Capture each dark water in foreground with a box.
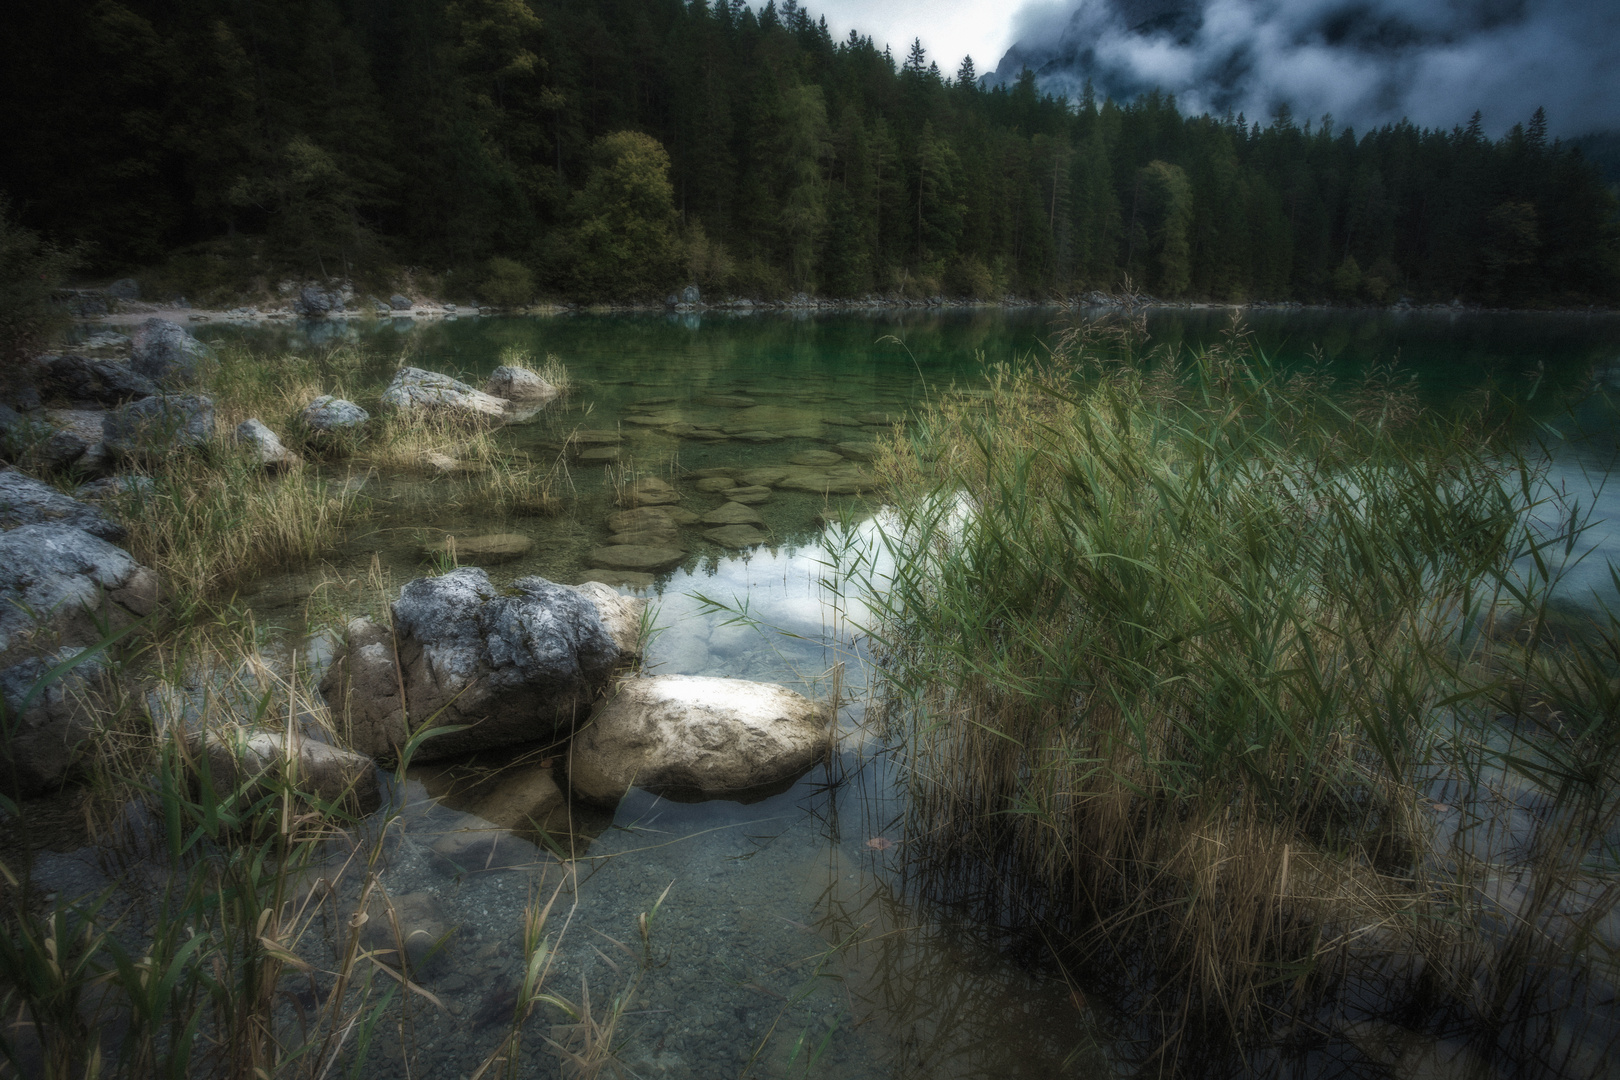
[44,307,1620,1077]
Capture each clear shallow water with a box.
[52,308,1620,1076]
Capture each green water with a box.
[62,308,1620,1076]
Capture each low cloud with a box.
[992,0,1620,136]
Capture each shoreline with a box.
[69,294,1620,328]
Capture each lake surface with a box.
[58,307,1620,1076]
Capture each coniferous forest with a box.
[5,0,1618,307]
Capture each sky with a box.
[991,0,1620,136]
[794,0,1620,138]
[803,0,1019,78]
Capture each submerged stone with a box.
[725,485,772,505]
[836,441,882,462]
[788,449,845,467]
[589,545,685,572]
[421,533,534,563]
[581,569,655,590]
[701,502,764,526]
[704,525,768,549]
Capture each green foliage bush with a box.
[563,132,682,300]
[479,257,536,307]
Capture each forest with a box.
[4,0,1617,307]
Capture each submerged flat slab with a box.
[589,545,685,571]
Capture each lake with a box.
[48,306,1620,1077]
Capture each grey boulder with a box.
[0,648,109,796]
[194,728,379,812]
[0,524,160,669]
[1,409,108,472]
[302,395,370,432]
[389,294,413,311]
[39,354,158,406]
[130,318,212,386]
[234,418,302,469]
[568,675,831,805]
[319,569,645,762]
[485,364,558,401]
[41,410,111,472]
[103,394,215,457]
[0,468,125,540]
[294,286,337,318]
[380,367,507,420]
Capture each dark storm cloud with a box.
[993,0,1620,135]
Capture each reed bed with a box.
[113,445,365,620]
[857,325,1620,1072]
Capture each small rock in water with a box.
[836,441,881,462]
[420,450,478,473]
[608,528,680,547]
[589,545,685,572]
[702,502,764,526]
[623,412,681,427]
[485,364,557,401]
[689,467,741,479]
[699,395,758,408]
[467,763,566,831]
[605,506,677,533]
[725,486,772,505]
[626,477,681,507]
[704,525,768,549]
[789,449,845,467]
[777,471,869,495]
[422,533,534,563]
[738,467,790,487]
[568,430,623,445]
[694,476,737,492]
[360,891,455,975]
[578,446,621,462]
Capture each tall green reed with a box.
[854,325,1618,1067]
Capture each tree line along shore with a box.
[3,0,1617,311]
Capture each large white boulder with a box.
[380,367,507,420]
[568,675,830,805]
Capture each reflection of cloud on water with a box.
[646,514,901,699]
